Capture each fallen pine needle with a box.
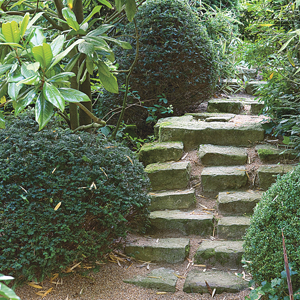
[28,282,43,289]
[156,292,167,295]
[194,264,206,267]
[174,274,186,279]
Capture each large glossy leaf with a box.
[35,92,53,130]
[115,0,125,12]
[0,282,21,299]
[48,72,75,83]
[59,87,90,102]
[2,21,20,43]
[32,43,53,69]
[0,42,23,48]
[19,12,29,37]
[43,82,65,111]
[15,88,37,116]
[21,63,36,78]
[125,0,136,22]
[27,12,44,29]
[48,39,84,70]
[102,36,132,49]
[0,64,13,76]
[29,28,46,47]
[62,7,80,31]
[98,61,111,77]
[65,53,80,72]
[99,72,118,93]
[86,56,94,75]
[0,111,5,129]
[78,41,94,55]
[87,24,114,36]
[50,35,65,57]
[8,82,23,100]
[85,36,111,52]
[81,6,102,25]
[18,75,40,85]
[98,0,112,8]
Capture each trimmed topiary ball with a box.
[98,0,218,136]
[0,113,150,281]
[243,165,300,287]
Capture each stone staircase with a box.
[123,94,298,296]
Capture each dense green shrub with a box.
[189,0,238,11]
[0,113,150,281]
[97,0,218,136]
[243,165,300,288]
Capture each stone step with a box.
[148,189,196,211]
[257,164,295,190]
[155,115,264,151]
[198,144,247,166]
[217,191,262,216]
[207,99,243,114]
[183,269,248,294]
[139,141,184,166]
[217,216,250,240]
[186,112,235,122]
[201,166,247,192]
[125,238,190,264]
[256,144,298,162]
[149,210,214,236]
[245,81,267,95]
[144,161,191,191]
[194,240,244,268]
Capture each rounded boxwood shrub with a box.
[0,113,150,281]
[98,0,218,135]
[243,165,300,288]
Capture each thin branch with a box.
[75,102,106,125]
[57,111,71,127]
[72,122,105,133]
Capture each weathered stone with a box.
[124,268,178,292]
[194,240,244,268]
[245,81,267,95]
[156,115,265,150]
[257,164,295,190]
[198,145,247,166]
[217,191,262,215]
[217,216,250,240]
[256,144,298,162]
[250,102,264,115]
[149,210,214,236]
[183,269,248,294]
[125,238,190,263]
[139,141,184,166]
[207,99,243,114]
[185,112,235,122]
[236,67,257,80]
[221,79,241,93]
[201,166,247,192]
[149,189,196,211]
[145,161,191,191]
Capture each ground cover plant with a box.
[0,113,150,282]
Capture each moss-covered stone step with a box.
[183,269,248,294]
[194,240,244,268]
[245,81,267,95]
[144,161,191,191]
[217,191,262,216]
[139,141,184,166]
[201,166,247,192]
[125,238,190,264]
[207,99,243,114]
[198,144,247,166]
[217,217,250,240]
[155,115,264,150]
[256,144,298,162]
[185,112,235,122]
[217,216,250,240]
[257,164,295,190]
[149,210,214,236]
[149,189,196,211]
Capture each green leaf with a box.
[65,53,80,72]
[48,72,75,83]
[102,36,132,49]
[77,58,85,84]
[15,88,37,116]
[19,12,29,37]
[21,63,36,78]
[86,56,94,75]
[98,61,111,77]
[0,111,5,129]
[48,39,84,70]
[283,136,290,145]
[0,283,21,300]
[81,6,102,25]
[2,21,21,43]
[78,41,94,55]
[35,92,53,130]
[99,72,118,93]
[32,43,53,69]
[0,42,23,48]
[29,28,46,47]
[18,74,40,85]
[115,0,125,12]
[125,0,136,22]
[10,0,26,9]
[8,82,23,100]
[62,7,80,31]
[85,36,111,52]
[87,24,114,36]
[59,88,91,102]
[50,35,65,57]
[98,0,112,8]
[43,82,65,111]
[27,12,44,29]
[0,64,13,76]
